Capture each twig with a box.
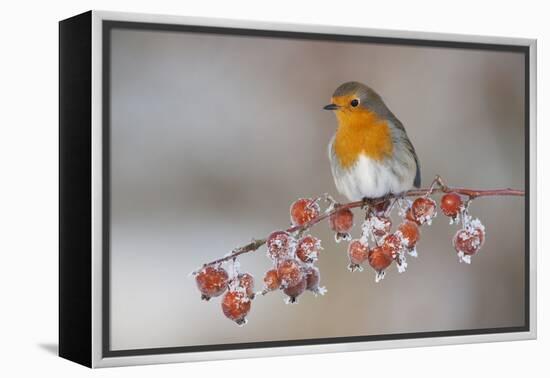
[192,175,524,274]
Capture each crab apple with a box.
[398,221,420,249]
[347,239,370,271]
[382,234,402,259]
[283,277,307,303]
[267,231,294,260]
[263,269,281,291]
[304,266,321,291]
[440,192,463,217]
[195,266,229,300]
[370,215,392,237]
[453,227,485,256]
[237,273,255,298]
[296,235,322,263]
[368,246,394,272]
[411,197,437,225]
[277,259,304,288]
[329,208,354,233]
[305,269,320,290]
[221,290,251,325]
[290,198,320,226]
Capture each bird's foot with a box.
[361,197,374,210]
[373,195,392,216]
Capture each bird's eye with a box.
[350,99,359,107]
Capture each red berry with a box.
[221,290,251,325]
[369,215,392,237]
[453,227,485,256]
[368,246,393,272]
[411,197,437,225]
[405,207,420,225]
[263,269,281,291]
[267,231,294,260]
[283,277,307,303]
[397,221,420,248]
[290,198,320,226]
[277,259,303,288]
[382,234,402,259]
[195,266,229,300]
[237,273,255,298]
[348,239,370,265]
[304,266,321,291]
[329,208,354,233]
[440,193,463,217]
[296,235,321,263]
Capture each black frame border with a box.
[59,11,93,367]
[101,20,530,358]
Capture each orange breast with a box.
[333,109,393,169]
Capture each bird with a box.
[324,81,420,202]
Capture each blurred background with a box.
[109,27,525,351]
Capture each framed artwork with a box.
[59,10,536,368]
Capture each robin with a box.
[324,81,421,202]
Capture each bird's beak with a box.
[323,103,339,110]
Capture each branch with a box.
[192,175,524,274]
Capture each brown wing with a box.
[387,112,421,188]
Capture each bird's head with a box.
[324,81,386,124]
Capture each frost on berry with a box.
[221,290,251,325]
[368,246,393,278]
[266,231,295,260]
[453,216,486,263]
[296,235,322,263]
[397,221,420,249]
[263,268,281,292]
[397,198,412,216]
[237,272,255,298]
[277,259,304,288]
[330,208,354,242]
[392,222,419,273]
[347,239,370,272]
[363,215,391,241]
[382,234,402,259]
[440,192,463,219]
[290,198,320,226]
[283,277,307,304]
[410,197,437,225]
[195,266,229,300]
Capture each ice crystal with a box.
[359,233,370,245]
[375,270,386,283]
[457,251,471,264]
[312,286,327,296]
[397,198,413,217]
[408,247,418,258]
[348,263,364,272]
[396,254,409,273]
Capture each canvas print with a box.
[105,23,527,353]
